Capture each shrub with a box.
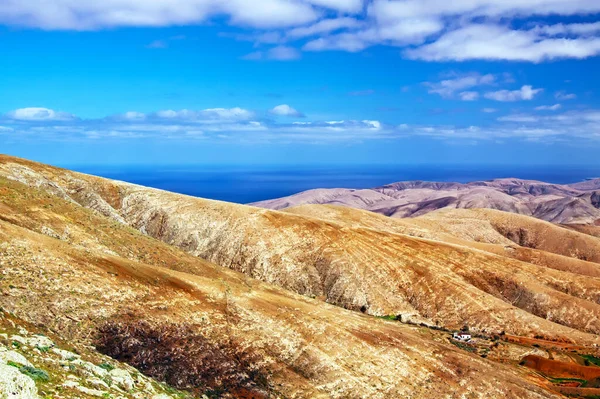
[95,318,270,397]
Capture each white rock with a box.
[110,368,135,391]
[143,381,156,393]
[10,336,27,345]
[51,348,80,361]
[0,363,39,398]
[0,351,33,367]
[40,226,61,240]
[72,359,108,378]
[152,395,173,399]
[62,380,107,398]
[27,335,54,349]
[87,377,110,389]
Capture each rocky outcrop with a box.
[0,363,38,399]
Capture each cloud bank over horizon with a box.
[2,104,600,144]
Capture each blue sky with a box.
[1,1,600,166]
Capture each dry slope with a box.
[0,162,561,398]
[1,155,600,346]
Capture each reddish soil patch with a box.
[505,335,583,350]
[522,355,600,380]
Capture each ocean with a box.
[69,164,600,204]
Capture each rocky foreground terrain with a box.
[2,154,600,398]
[251,178,600,225]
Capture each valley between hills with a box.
[2,154,600,398]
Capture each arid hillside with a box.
[1,155,600,348]
[0,157,566,398]
[251,178,600,224]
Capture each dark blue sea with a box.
[67,164,600,204]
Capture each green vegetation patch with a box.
[583,354,600,367]
[548,377,587,386]
[98,362,115,372]
[450,340,477,353]
[7,362,50,382]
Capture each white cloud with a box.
[118,111,147,120]
[535,104,562,111]
[484,85,542,102]
[555,91,578,100]
[0,0,323,30]
[243,46,301,61]
[287,18,361,39]
[533,22,600,36]
[459,91,479,101]
[303,18,443,52]
[305,0,364,13]
[405,24,600,62]
[497,114,541,123]
[2,0,600,65]
[482,108,497,113]
[153,107,255,121]
[269,104,304,117]
[366,0,600,20]
[426,73,495,99]
[223,0,319,29]
[5,107,76,121]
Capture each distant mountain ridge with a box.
[251,177,600,225]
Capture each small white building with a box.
[453,332,472,342]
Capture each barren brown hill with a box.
[0,158,565,398]
[251,177,600,224]
[2,155,600,350]
[285,205,600,277]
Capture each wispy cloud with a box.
[484,85,543,102]
[242,46,301,61]
[145,35,187,49]
[535,104,562,111]
[146,40,168,49]
[425,73,495,99]
[555,91,578,100]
